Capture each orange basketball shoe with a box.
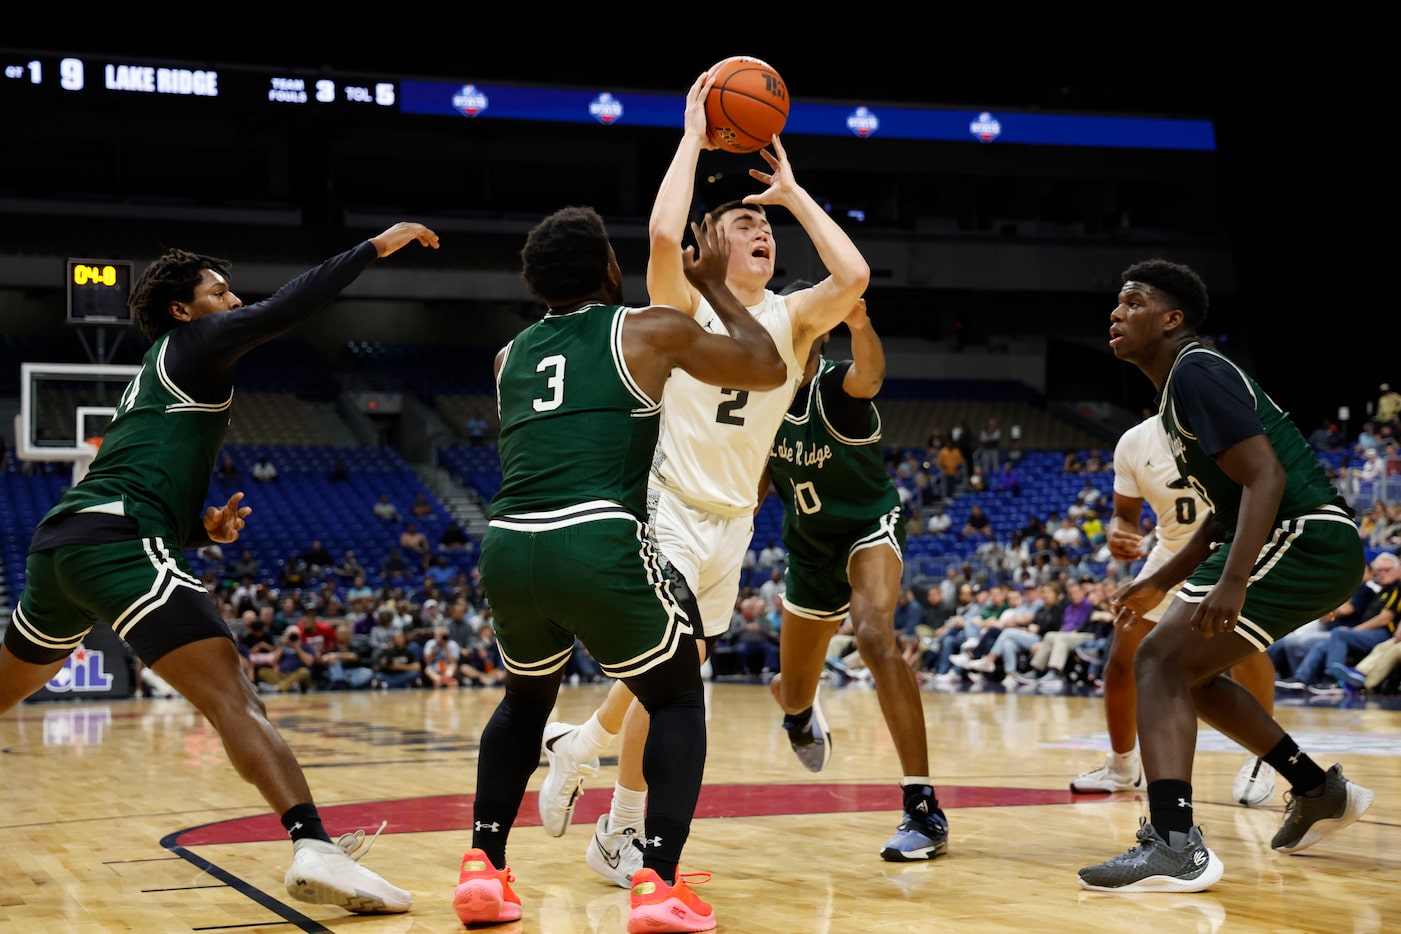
[452,849,522,924]
[627,868,715,933]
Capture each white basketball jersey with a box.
[1114,413,1205,555]
[650,289,805,516]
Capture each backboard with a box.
[16,362,141,483]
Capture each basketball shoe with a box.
[782,691,831,772]
[284,826,413,914]
[1078,818,1224,893]
[587,814,644,888]
[627,868,715,933]
[1070,751,1144,793]
[452,848,521,924]
[1232,756,1277,807]
[539,721,599,836]
[880,806,949,861]
[1271,763,1374,854]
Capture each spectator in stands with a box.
[372,494,401,523]
[996,461,1021,497]
[1354,420,1381,456]
[438,519,470,550]
[371,628,423,689]
[935,438,964,501]
[1062,449,1085,473]
[411,493,435,522]
[1306,419,1345,454]
[1288,552,1400,692]
[423,555,455,590]
[949,420,975,468]
[1379,384,1401,428]
[251,456,279,483]
[399,522,430,558]
[367,605,402,654]
[422,626,462,688]
[728,594,779,677]
[329,458,349,482]
[321,623,375,689]
[381,547,413,583]
[1080,509,1106,548]
[334,549,365,581]
[974,417,1002,479]
[1083,448,1107,473]
[961,504,994,540]
[925,502,952,536]
[216,452,239,481]
[237,611,275,683]
[229,548,260,581]
[757,539,786,570]
[258,627,317,693]
[1016,578,1098,690]
[1005,433,1024,464]
[298,539,335,575]
[465,410,490,446]
[965,463,988,493]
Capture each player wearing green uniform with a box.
[5,222,440,914]
[760,292,948,863]
[1079,258,1374,893]
[453,206,786,932]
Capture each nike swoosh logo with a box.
[595,840,623,869]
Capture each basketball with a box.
[704,56,789,154]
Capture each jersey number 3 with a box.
[533,355,566,412]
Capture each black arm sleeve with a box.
[818,361,873,437]
[163,240,378,403]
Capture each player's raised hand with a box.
[681,214,731,288]
[744,134,796,206]
[686,71,720,150]
[203,491,252,544]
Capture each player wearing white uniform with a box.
[649,289,804,636]
[535,68,871,892]
[1070,414,1280,805]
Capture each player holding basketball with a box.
[1070,411,1280,807]
[1078,259,1373,893]
[760,288,949,861]
[453,206,785,931]
[536,67,872,886]
[3,223,438,914]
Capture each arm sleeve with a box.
[819,361,872,437]
[1170,355,1264,457]
[163,241,378,402]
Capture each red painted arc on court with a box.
[176,784,1083,846]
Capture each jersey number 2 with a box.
[716,388,748,425]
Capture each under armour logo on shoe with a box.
[289,822,303,833]
[1178,797,1191,808]
[474,821,501,832]
[1289,751,1302,765]
[638,835,662,849]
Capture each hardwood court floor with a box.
[1,678,1396,933]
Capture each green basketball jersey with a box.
[38,334,232,544]
[766,358,900,552]
[489,304,660,518]
[1161,341,1340,534]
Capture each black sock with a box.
[1147,779,1194,840]
[782,706,813,730]
[281,803,330,844]
[902,783,940,818]
[1263,736,1327,795]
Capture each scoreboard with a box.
[0,48,1216,151]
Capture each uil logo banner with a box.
[589,92,624,125]
[46,646,115,694]
[453,84,489,118]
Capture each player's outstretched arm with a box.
[369,223,440,257]
[646,71,717,313]
[840,299,884,399]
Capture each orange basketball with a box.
[704,56,789,154]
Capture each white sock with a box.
[572,712,617,761]
[608,784,647,832]
[901,776,934,788]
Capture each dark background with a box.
[7,17,1391,435]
